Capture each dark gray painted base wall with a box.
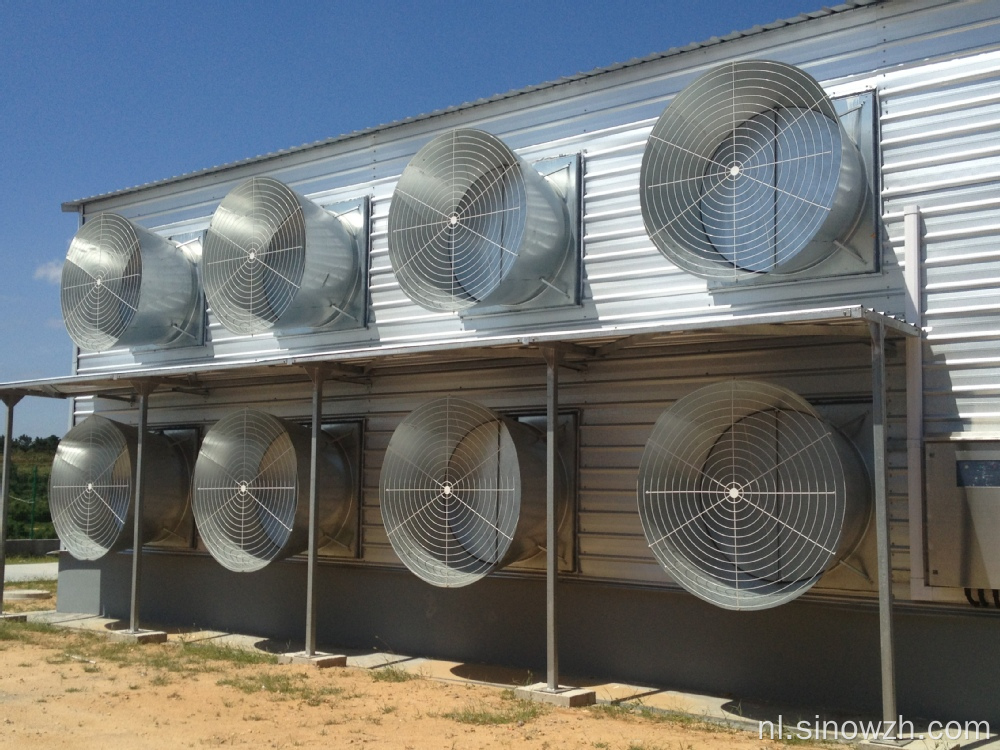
[57,551,1000,727]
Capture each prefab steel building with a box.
[2,0,1000,727]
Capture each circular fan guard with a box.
[388,129,568,312]
[637,381,869,610]
[203,177,308,335]
[61,213,201,352]
[50,416,134,560]
[61,214,142,351]
[203,177,359,336]
[192,409,353,573]
[380,396,557,587]
[193,409,302,572]
[640,60,866,280]
[50,416,191,561]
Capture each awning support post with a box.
[544,347,560,691]
[304,365,328,657]
[0,395,23,616]
[127,381,156,634]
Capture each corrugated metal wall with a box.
[70,0,1000,605]
[89,335,903,601]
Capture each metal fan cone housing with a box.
[637,381,870,610]
[60,213,201,352]
[387,129,570,312]
[49,416,192,561]
[202,176,361,335]
[192,409,354,573]
[640,60,868,280]
[379,396,566,587]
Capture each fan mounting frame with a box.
[60,212,204,353]
[191,408,358,573]
[131,232,206,353]
[459,153,582,319]
[269,195,370,337]
[313,419,363,559]
[640,60,878,286]
[201,177,366,337]
[387,130,581,316]
[636,380,872,611]
[707,90,880,290]
[378,396,574,587]
[495,410,578,574]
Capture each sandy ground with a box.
[0,587,820,750]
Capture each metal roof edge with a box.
[0,306,916,399]
[61,0,879,210]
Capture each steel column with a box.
[544,348,560,690]
[128,382,155,633]
[304,366,327,656]
[0,395,23,615]
[869,320,897,727]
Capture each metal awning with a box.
[0,305,917,401]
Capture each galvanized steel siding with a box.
[70,0,1000,602]
[880,46,1000,439]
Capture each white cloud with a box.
[33,260,63,284]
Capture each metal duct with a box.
[640,60,867,280]
[49,416,192,561]
[202,176,361,335]
[379,396,565,587]
[60,213,201,351]
[387,129,570,312]
[192,409,354,572]
[637,380,870,610]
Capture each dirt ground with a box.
[0,586,822,750]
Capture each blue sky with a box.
[0,0,824,437]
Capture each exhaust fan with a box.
[387,129,574,313]
[637,381,869,610]
[49,416,192,561]
[192,409,355,572]
[379,396,565,587]
[202,176,363,336]
[61,213,202,351]
[640,60,869,280]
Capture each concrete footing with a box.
[0,613,28,622]
[278,651,347,668]
[3,589,52,600]
[106,629,168,644]
[515,682,597,707]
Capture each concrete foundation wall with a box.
[58,551,1000,727]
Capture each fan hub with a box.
[95,277,103,287]
[728,164,742,178]
[238,482,249,495]
[442,482,453,497]
[727,484,742,500]
[86,482,94,492]
[448,214,459,227]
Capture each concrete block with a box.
[278,651,347,668]
[515,683,597,707]
[106,629,168,644]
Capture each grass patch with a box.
[370,665,417,683]
[179,641,278,667]
[589,700,721,730]
[0,620,55,643]
[441,695,546,726]
[217,672,343,706]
